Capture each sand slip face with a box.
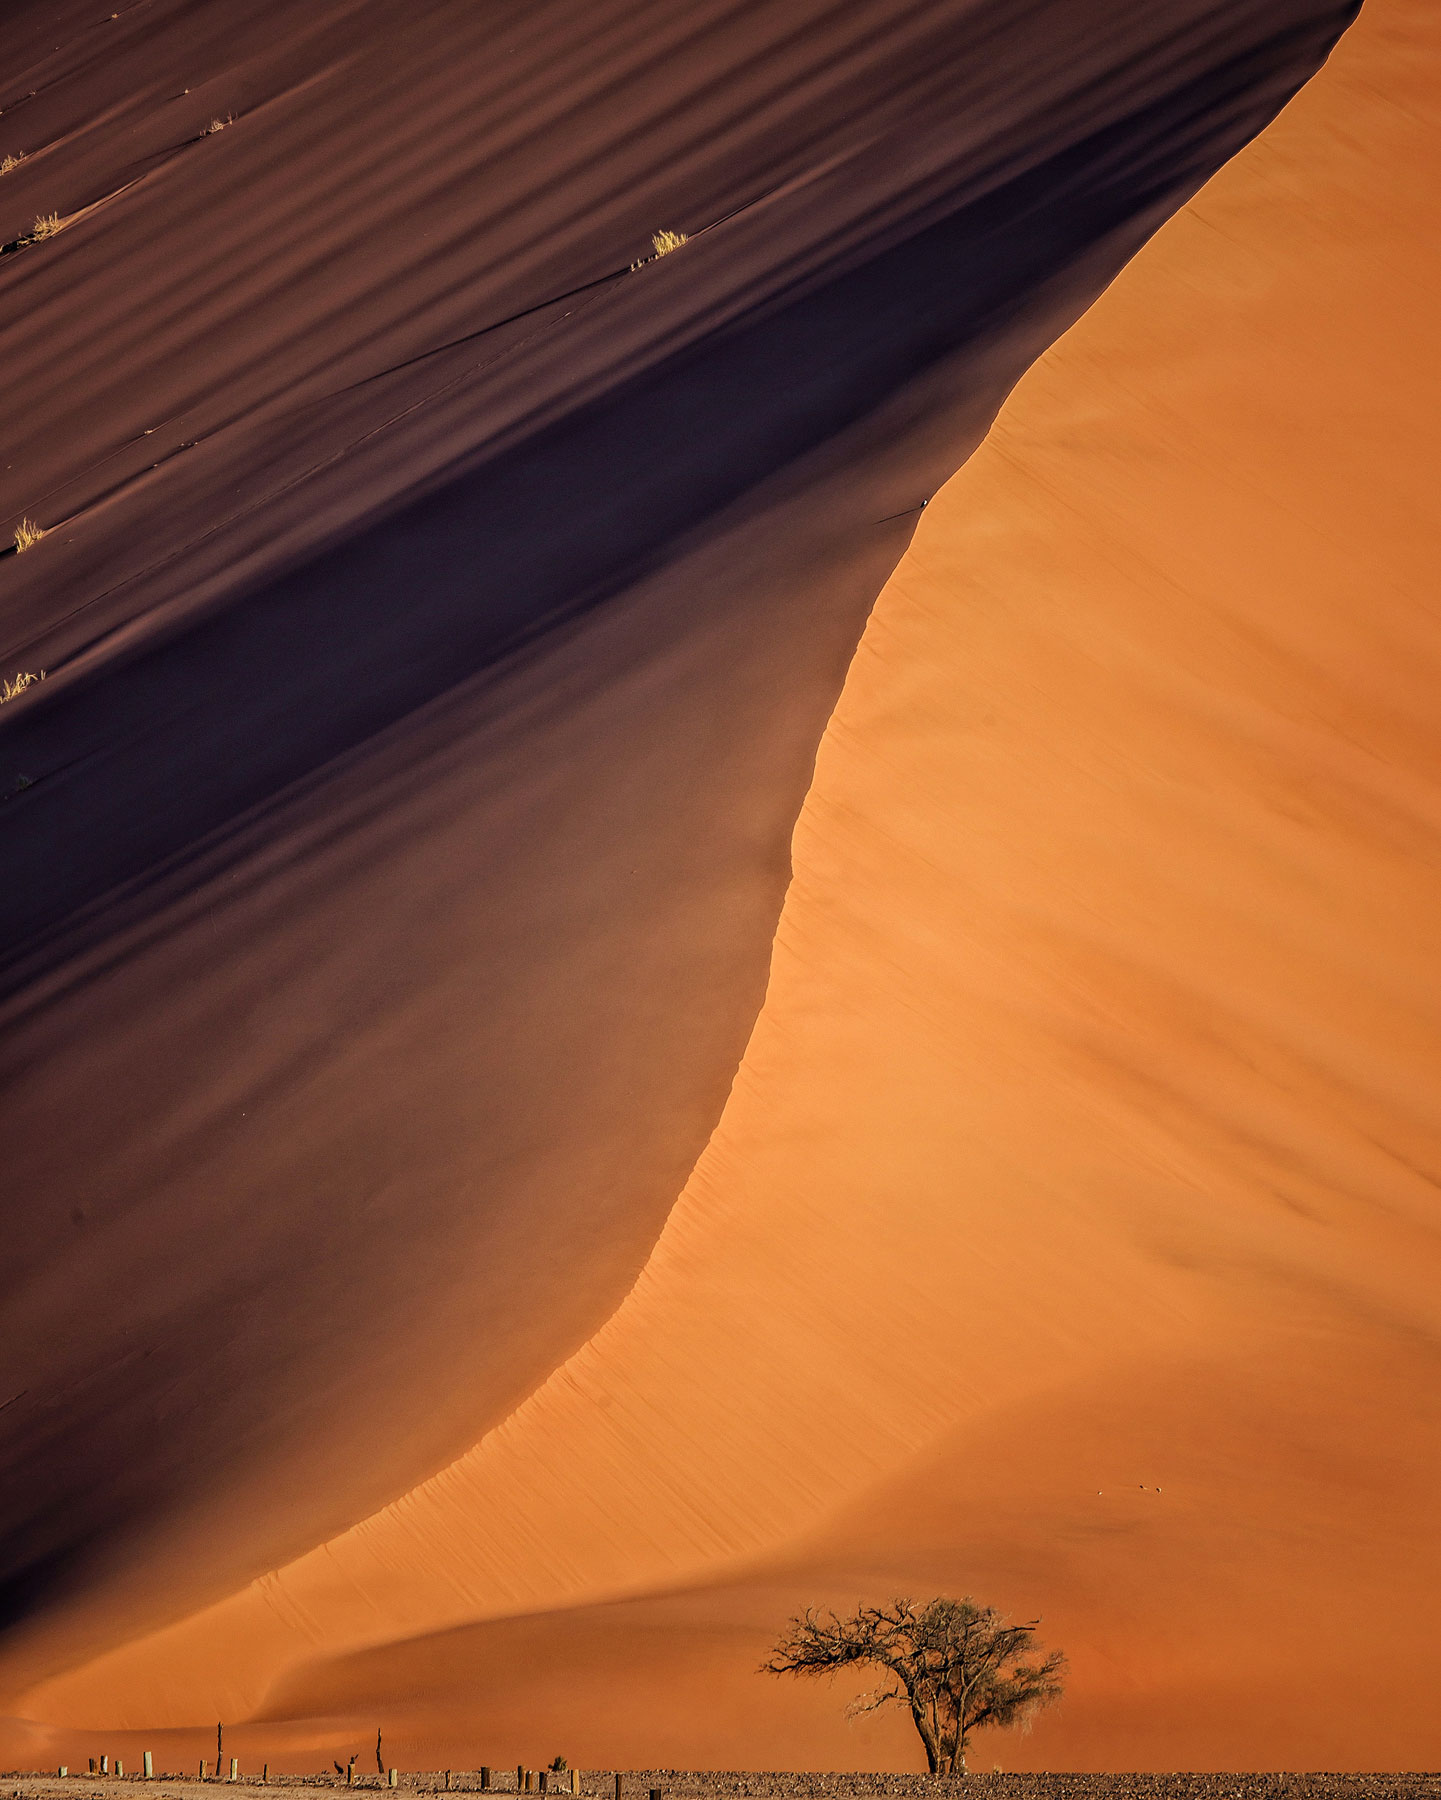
[0,0,1358,1723]
[7,0,1436,1776]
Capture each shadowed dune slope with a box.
[5,0,1435,1773]
[0,0,1359,1715]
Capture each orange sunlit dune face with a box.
[3,0,1436,1777]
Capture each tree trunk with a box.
[908,1700,940,1774]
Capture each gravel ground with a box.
[3,1774,1438,1800]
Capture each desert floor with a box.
[3,1777,1439,1800]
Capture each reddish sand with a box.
[1,0,1420,1777]
[8,0,1320,1694]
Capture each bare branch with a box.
[764,1595,1065,1775]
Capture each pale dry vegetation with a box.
[14,517,47,552]
[0,152,26,174]
[206,114,234,134]
[23,212,62,243]
[651,228,687,256]
[1,670,45,704]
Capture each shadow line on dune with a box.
[0,14,1352,1003]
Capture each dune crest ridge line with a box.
[0,0,1364,1762]
[170,0,1439,1771]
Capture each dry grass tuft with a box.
[0,152,26,175]
[0,669,45,704]
[651,228,687,257]
[14,517,47,553]
[205,114,234,134]
[25,212,62,242]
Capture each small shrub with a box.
[205,114,233,134]
[25,212,61,242]
[548,1760,567,1775]
[14,517,46,552]
[651,227,687,256]
[1,670,45,704]
[0,152,26,175]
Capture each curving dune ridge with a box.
[2,0,1423,1776]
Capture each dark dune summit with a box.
[0,0,1356,1718]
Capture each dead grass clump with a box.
[205,114,233,134]
[0,152,26,175]
[0,670,45,704]
[14,517,46,552]
[651,228,687,256]
[24,212,61,242]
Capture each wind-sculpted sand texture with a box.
[0,0,1403,1775]
[0,0,1363,1731]
[193,0,1437,1774]
[13,0,1435,1773]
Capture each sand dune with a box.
[1,0,1417,1775]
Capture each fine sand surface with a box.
[9,0,1432,1771]
[0,0,1418,1778]
[0,0,1357,1729]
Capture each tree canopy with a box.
[764,1595,1065,1773]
